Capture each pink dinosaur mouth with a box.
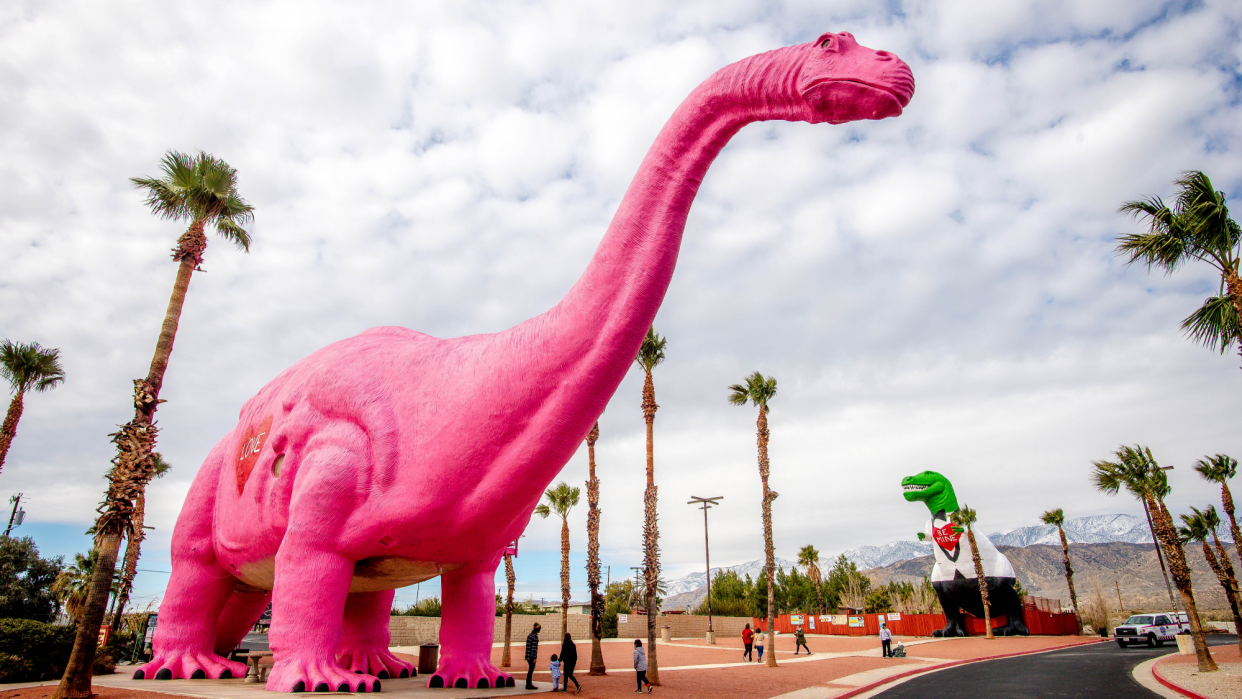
[801,78,912,123]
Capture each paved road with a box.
[874,635,1238,698]
[237,632,270,651]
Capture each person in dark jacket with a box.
[560,633,581,693]
[524,623,542,690]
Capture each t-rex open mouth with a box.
[903,484,928,492]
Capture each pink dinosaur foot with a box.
[337,646,416,679]
[427,657,513,689]
[133,651,248,680]
[266,656,380,693]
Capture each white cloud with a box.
[1,0,1240,604]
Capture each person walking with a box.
[525,622,542,689]
[794,626,811,655]
[741,623,754,662]
[755,632,765,662]
[634,639,653,693]
[879,622,893,658]
[560,633,581,694]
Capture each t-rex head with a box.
[795,32,915,124]
[901,470,958,515]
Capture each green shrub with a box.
[0,618,75,681]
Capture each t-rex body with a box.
[136,33,914,693]
[902,471,1029,637]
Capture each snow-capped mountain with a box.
[665,557,798,596]
[842,541,933,570]
[987,514,1166,547]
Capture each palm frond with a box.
[1194,454,1237,484]
[215,218,253,252]
[634,327,667,372]
[1040,508,1064,527]
[0,340,66,394]
[1180,295,1240,354]
[132,150,254,253]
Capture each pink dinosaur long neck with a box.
[478,49,804,532]
[527,49,799,411]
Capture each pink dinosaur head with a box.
[795,31,914,124]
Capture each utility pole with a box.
[631,567,643,612]
[1115,580,1123,612]
[688,496,722,643]
[4,494,23,537]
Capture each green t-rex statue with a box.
[902,470,1029,637]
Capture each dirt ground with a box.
[1157,642,1242,699]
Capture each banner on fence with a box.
[848,616,865,628]
[790,614,803,625]
[887,613,902,621]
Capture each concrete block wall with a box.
[388,614,593,647]
[615,615,754,639]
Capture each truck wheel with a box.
[1147,634,1156,648]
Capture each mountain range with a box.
[663,514,1234,611]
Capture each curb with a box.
[1151,655,1214,699]
[833,638,1109,699]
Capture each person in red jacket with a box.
[741,624,754,662]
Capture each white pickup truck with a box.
[1112,612,1191,648]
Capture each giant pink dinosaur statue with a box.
[134,32,913,692]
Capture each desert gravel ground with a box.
[1157,642,1242,699]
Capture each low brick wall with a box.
[615,615,754,640]
[389,614,593,647]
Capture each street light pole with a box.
[689,496,722,644]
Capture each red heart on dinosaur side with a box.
[234,415,273,494]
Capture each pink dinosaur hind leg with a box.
[337,590,416,679]
[135,445,249,681]
[429,559,513,689]
[213,586,272,656]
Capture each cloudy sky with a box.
[2,0,1241,612]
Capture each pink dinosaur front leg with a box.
[266,433,380,693]
[136,445,248,681]
[429,560,513,689]
[337,590,415,679]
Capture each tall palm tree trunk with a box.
[1209,533,1242,654]
[1056,525,1079,615]
[55,226,204,699]
[501,554,515,668]
[0,391,24,476]
[110,492,147,630]
[756,404,778,667]
[1142,499,1180,612]
[585,422,606,675]
[560,517,570,639]
[1199,539,1242,653]
[641,372,660,685]
[965,527,993,639]
[1220,482,1242,568]
[1148,496,1217,672]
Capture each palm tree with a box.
[950,505,992,640]
[635,327,666,684]
[584,421,607,675]
[729,370,779,667]
[501,551,516,668]
[1178,507,1242,653]
[1040,508,1079,616]
[798,545,824,615]
[52,550,116,621]
[0,340,66,478]
[535,481,581,639]
[1195,454,1242,565]
[109,453,171,630]
[1093,445,1217,672]
[1117,171,1242,364]
[56,151,254,699]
